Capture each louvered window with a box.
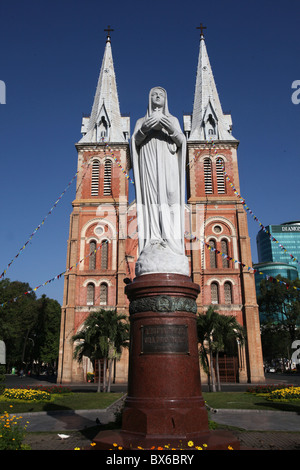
[87,283,95,305]
[216,158,225,193]
[221,239,229,268]
[211,282,219,304]
[100,283,108,305]
[89,240,97,270]
[204,158,213,194]
[101,240,108,269]
[224,282,232,304]
[91,160,100,196]
[209,239,217,268]
[103,160,112,195]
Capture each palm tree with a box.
[197,306,219,392]
[72,309,129,392]
[213,314,245,391]
[196,306,245,392]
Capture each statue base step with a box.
[92,428,240,450]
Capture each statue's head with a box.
[150,87,166,110]
[148,87,169,115]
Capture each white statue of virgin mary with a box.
[131,87,189,276]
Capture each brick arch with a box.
[205,220,233,237]
[83,278,113,287]
[203,216,239,270]
[211,153,228,163]
[197,153,228,164]
[79,218,117,271]
[81,218,117,239]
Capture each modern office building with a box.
[256,221,300,278]
[254,262,298,295]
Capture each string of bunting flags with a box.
[104,142,134,185]
[193,140,300,268]
[0,142,133,280]
[2,227,298,309]
[0,160,92,280]
[0,142,134,307]
[2,136,299,308]
[0,237,111,308]
[184,231,300,292]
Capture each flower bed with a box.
[2,388,51,401]
[268,386,300,401]
[246,384,294,394]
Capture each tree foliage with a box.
[0,279,61,372]
[72,308,130,392]
[197,306,245,392]
[257,275,300,363]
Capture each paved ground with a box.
[4,373,300,450]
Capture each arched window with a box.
[103,160,112,195]
[209,239,217,268]
[101,240,108,270]
[100,283,108,305]
[216,158,225,194]
[203,158,213,194]
[89,240,97,270]
[91,160,100,196]
[224,282,233,304]
[87,283,95,305]
[221,239,229,268]
[211,282,219,304]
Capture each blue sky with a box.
[0,0,299,305]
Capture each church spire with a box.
[188,27,235,141]
[79,27,129,144]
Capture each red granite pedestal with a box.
[93,273,240,450]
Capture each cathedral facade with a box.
[57,30,265,385]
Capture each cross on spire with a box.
[104,25,114,42]
[197,23,207,38]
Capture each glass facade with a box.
[256,221,300,278]
[254,262,298,295]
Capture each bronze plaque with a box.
[141,324,189,355]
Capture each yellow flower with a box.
[188,440,194,447]
[228,445,234,450]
